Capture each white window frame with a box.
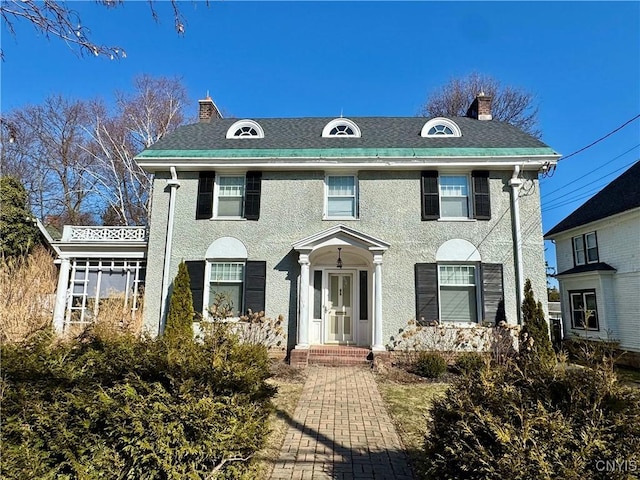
[421,118,462,137]
[437,263,481,323]
[225,119,264,139]
[213,174,246,219]
[322,118,362,138]
[324,174,359,220]
[66,258,145,326]
[572,232,598,266]
[439,174,471,219]
[203,261,246,318]
[569,289,599,331]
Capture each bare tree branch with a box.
[419,72,541,138]
[0,0,209,60]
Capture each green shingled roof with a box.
[138,117,557,159]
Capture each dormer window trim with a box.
[226,120,265,139]
[322,118,362,138]
[421,118,462,138]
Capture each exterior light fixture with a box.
[336,247,343,269]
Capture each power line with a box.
[556,114,640,163]
[542,144,639,200]
[541,159,638,212]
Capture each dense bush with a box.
[0,329,275,479]
[519,279,556,369]
[453,352,486,375]
[424,359,640,479]
[164,260,195,344]
[414,351,447,378]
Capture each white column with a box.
[297,252,311,348]
[52,257,71,334]
[372,253,385,351]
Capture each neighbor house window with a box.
[439,175,470,218]
[215,176,245,217]
[439,264,478,323]
[569,290,599,330]
[208,262,244,315]
[572,232,598,266]
[326,175,358,218]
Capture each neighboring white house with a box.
[545,160,640,366]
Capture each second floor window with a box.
[573,232,598,266]
[326,175,358,219]
[440,175,470,218]
[216,176,245,217]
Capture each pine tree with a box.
[520,279,556,367]
[164,261,194,345]
[0,176,40,260]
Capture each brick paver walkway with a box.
[270,366,413,480]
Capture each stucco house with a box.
[127,94,559,363]
[545,160,640,366]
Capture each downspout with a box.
[509,166,524,324]
[159,166,180,333]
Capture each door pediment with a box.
[292,224,390,253]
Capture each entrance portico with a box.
[292,224,390,351]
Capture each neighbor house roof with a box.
[137,116,558,161]
[545,160,640,237]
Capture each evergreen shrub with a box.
[453,352,486,375]
[414,351,447,378]
[0,328,275,479]
[424,359,640,479]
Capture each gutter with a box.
[159,166,180,333]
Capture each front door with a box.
[326,273,353,343]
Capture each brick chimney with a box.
[198,95,223,122]
[466,93,492,121]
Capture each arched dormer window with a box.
[421,118,462,138]
[322,118,361,138]
[226,120,265,139]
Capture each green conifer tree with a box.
[0,176,39,259]
[520,278,556,367]
[164,261,194,345]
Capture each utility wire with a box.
[542,158,638,211]
[556,114,640,163]
[542,143,639,199]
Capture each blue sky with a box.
[2,1,639,275]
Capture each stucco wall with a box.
[143,169,548,347]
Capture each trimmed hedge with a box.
[1,329,275,479]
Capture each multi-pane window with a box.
[439,265,477,323]
[234,126,259,137]
[329,125,355,136]
[67,259,145,326]
[572,232,598,266]
[569,290,599,330]
[440,175,470,218]
[209,262,244,315]
[428,124,454,135]
[216,176,245,217]
[326,175,358,218]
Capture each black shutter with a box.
[482,263,505,324]
[421,171,439,220]
[244,171,262,221]
[472,171,491,220]
[244,261,266,313]
[359,271,368,320]
[415,263,438,326]
[196,171,215,219]
[185,261,205,318]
